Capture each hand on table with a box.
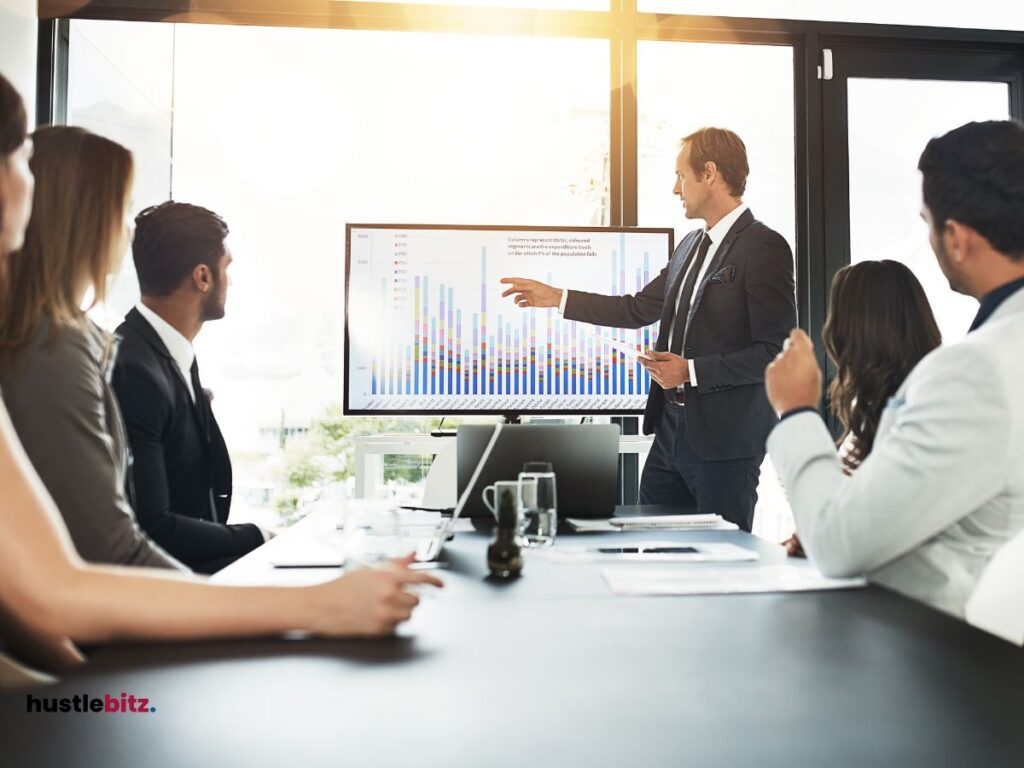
[499,277,563,309]
[311,554,443,637]
[781,534,806,558]
[765,329,822,416]
[640,350,689,389]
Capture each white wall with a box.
[0,0,37,125]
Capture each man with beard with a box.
[113,202,269,574]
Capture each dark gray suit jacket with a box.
[564,209,796,460]
[0,318,182,570]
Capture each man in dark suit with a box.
[500,127,796,530]
[112,202,268,574]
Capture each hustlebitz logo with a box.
[27,692,157,714]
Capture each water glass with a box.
[518,461,557,548]
[341,498,403,566]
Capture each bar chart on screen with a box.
[345,225,672,414]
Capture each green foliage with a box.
[277,407,451,495]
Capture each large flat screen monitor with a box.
[345,224,674,416]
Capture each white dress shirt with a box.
[135,302,196,402]
[558,204,748,388]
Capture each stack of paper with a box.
[567,514,737,532]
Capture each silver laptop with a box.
[414,423,503,561]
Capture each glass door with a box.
[819,47,1022,344]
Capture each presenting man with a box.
[764,120,1024,619]
[113,202,268,574]
[501,127,796,530]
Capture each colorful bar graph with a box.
[353,229,667,408]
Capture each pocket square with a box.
[708,265,736,284]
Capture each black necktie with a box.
[668,232,712,356]
[190,358,212,439]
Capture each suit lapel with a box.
[684,208,754,334]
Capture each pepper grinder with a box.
[487,488,523,579]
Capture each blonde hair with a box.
[0,126,133,362]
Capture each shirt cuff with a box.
[779,405,818,422]
[558,289,568,315]
[687,359,697,387]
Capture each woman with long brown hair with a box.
[783,259,941,555]
[0,125,177,569]
[0,73,439,686]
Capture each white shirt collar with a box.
[135,302,196,378]
[705,202,749,245]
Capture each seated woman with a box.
[0,74,439,686]
[0,124,182,568]
[782,259,941,556]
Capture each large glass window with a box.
[69,20,609,524]
[67,20,174,327]
[636,41,795,251]
[847,79,1010,342]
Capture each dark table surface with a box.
[3,511,1023,768]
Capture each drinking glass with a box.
[518,461,557,547]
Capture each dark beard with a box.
[200,277,225,321]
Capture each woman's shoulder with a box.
[30,316,107,363]
[3,317,108,389]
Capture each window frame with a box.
[37,1,1024,454]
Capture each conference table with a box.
[2,507,1023,767]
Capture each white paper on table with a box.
[601,563,867,595]
[567,516,737,532]
[566,518,619,532]
[549,541,759,564]
[268,531,347,568]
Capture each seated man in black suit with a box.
[112,202,268,574]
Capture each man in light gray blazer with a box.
[764,119,1024,620]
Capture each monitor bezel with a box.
[344,222,676,417]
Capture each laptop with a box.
[456,424,621,520]
[413,423,504,561]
